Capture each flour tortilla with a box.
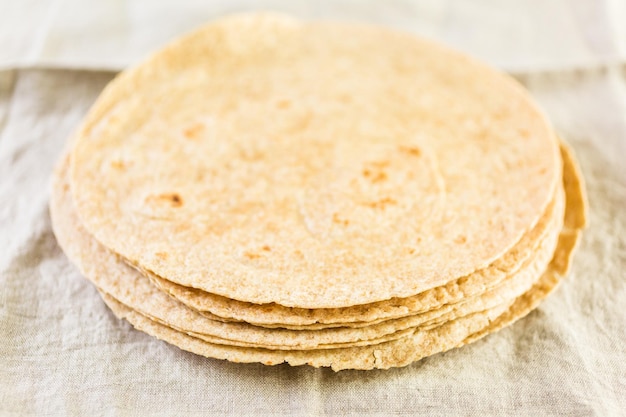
[69,13,561,308]
[101,293,512,370]
[464,143,587,344]
[50,156,561,349]
[56,141,586,369]
[148,190,561,329]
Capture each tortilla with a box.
[92,143,586,370]
[148,190,562,328]
[102,292,512,370]
[69,13,561,308]
[51,139,586,368]
[50,156,562,349]
[464,143,587,344]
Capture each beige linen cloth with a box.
[1,1,625,415]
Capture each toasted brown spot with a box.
[399,145,421,156]
[170,193,183,207]
[455,235,467,244]
[332,213,350,226]
[371,171,388,183]
[365,197,397,209]
[146,193,183,208]
[110,160,126,170]
[244,252,261,260]
[276,99,291,109]
[155,252,168,260]
[262,245,271,251]
[363,166,387,183]
[183,123,204,139]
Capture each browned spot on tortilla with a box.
[332,213,350,226]
[276,99,291,109]
[371,171,387,183]
[184,123,204,139]
[455,235,467,244]
[169,194,183,207]
[110,160,127,170]
[399,145,421,156]
[146,193,183,208]
[364,197,396,209]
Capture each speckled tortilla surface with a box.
[69,13,561,308]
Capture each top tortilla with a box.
[69,13,560,308]
[149,188,561,328]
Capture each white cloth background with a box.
[2,0,626,72]
[0,1,625,416]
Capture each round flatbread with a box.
[50,156,561,349]
[101,293,512,370]
[53,141,587,369]
[148,191,562,328]
[69,13,561,308]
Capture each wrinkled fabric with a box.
[0,1,625,416]
[1,0,625,72]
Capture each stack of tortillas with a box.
[50,13,588,371]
